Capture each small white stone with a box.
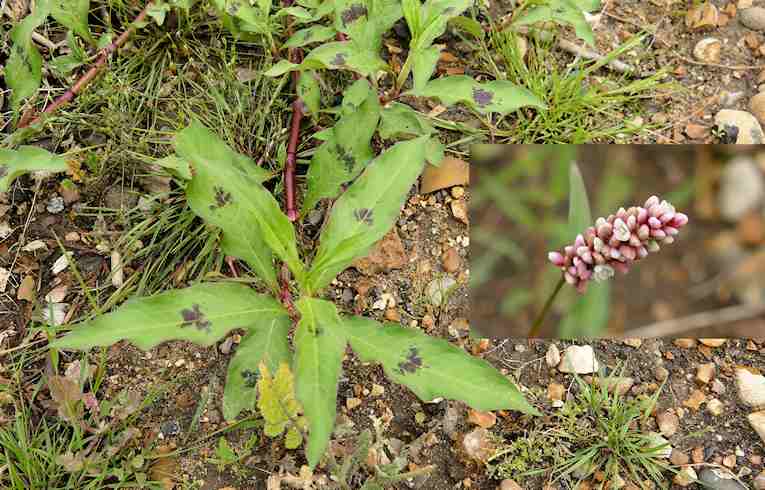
[558,345,599,374]
[737,368,765,408]
[545,344,560,368]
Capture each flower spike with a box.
[549,196,689,293]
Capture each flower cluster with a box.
[548,196,689,293]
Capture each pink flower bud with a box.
[549,251,565,266]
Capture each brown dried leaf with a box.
[149,444,177,490]
[420,156,469,194]
[17,274,35,301]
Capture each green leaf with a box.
[146,1,171,26]
[303,41,387,77]
[293,298,346,468]
[49,54,84,76]
[341,316,540,415]
[449,15,484,39]
[0,146,69,192]
[176,120,304,289]
[378,102,436,139]
[51,0,94,44]
[414,0,472,50]
[307,136,428,292]
[567,161,591,236]
[414,75,546,114]
[155,155,192,181]
[335,0,401,52]
[278,5,313,20]
[51,282,290,350]
[7,1,51,111]
[265,59,301,77]
[222,316,291,421]
[297,70,321,118]
[301,80,380,215]
[284,25,337,48]
[212,0,273,36]
[411,46,441,92]
[512,0,598,47]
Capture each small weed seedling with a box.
[36,114,540,469]
[490,368,673,489]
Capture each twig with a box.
[622,303,765,338]
[18,3,152,129]
[556,38,634,74]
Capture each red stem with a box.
[284,61,303,222]
[19,3,152,129]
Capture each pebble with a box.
[159,420,181,437]
[425,276,457,305]
[441,247,460,273]
[346,397,362,410]
[698,467,748,490]
[674,338,697,349]
[46,195,65,214]
[545,344,561,368]
[750,411,765,444]
[700,338,727,347]
[752,92,765,125]
[547,382,565,402]
[462,427,494,462]
[693,37,721,63]
[654,366,669,382]
[736,368,765,407]
[467,409,496,428]
[656,410,679,437]
[741,7,765,31]
[754,472,765,490]
[558,345,599,374]
[670,449,690,465]
[707,398,725,416]
[673,466,698,486]
[450,199,468,224]
[622,338,642,348]
[719,157,765,221]
[499,480,523,490]
[697,363,716,384]
[716,109,765,144]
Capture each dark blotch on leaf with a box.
[241,369,258,388]
[330,53,347,66]
[341,4,368,25]
[353,208,373,225]
[211,186,232,210]
[397,347,423,375]
[0,165,7,178]
[334,143,356,173]
[472,87,494,107]
[180,304,212,333]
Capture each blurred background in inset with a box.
[470,145,765,338]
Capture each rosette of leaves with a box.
[51,90,539,468]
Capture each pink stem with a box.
[19,3,152,129]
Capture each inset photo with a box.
[471,145,765,338]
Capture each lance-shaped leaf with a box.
[301,80,380,215]
[307,136,428,292]
[411,45,441,93]
[7,1,51,111]
[341,316,540,415]
[297,70,321,118]
[266,41,387,77]
[293,298,346,468]
[378,103,444,166]
[51,0,95,44]
[559,162,611,337]
[51,282,289,350]
[222,315,292,421]
[412,75,546,114]
[0,146,69,192]
[176,120,304,289]
[284,25,337,48]
[414,0,472,50]
[335,0,402,53]
[513,0,599,47]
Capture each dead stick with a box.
[621,303,765,338]
[18,3,152,129]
